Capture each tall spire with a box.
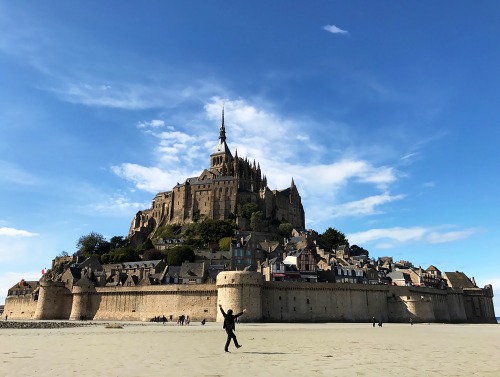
[219,103,226,143]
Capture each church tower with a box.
[210,106,233,175]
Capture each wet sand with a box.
[1,322,499,377]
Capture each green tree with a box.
[320,227,349,251]
[76,232,110,257]
[136,238,154,252]
[198,219,235,244]
[109,236,128,249]
[218,236,231,251]
[166,245,195,266]
[157,224,182,239]
[278,223,293,238]
[239,203,259,219]
[350,244,369,257]
[142,249,166,261]
[250,211,264,231]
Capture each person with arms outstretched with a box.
[219,304,246,353]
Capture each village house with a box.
[7,280,39,298]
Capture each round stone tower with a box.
[216,271,263,322]
[69,279,96,321]
[34,280,70,320]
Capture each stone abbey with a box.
[128,108,305,241]
[3,111,496,324]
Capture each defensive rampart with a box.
[3,271,496,323]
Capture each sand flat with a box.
[1,322,499,377]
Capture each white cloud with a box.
[323,24,349,35]
[0,227,39,237]
[137,119,165,128]
[290,160,397,197]
[348,226,478,248]
[111,163,200,193]
[88,195,150,216]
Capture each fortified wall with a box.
[4,271,496,323]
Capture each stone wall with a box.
[262,282,388,322]
[4,271,496,323]
[3,295,38,319]
[84,285,218,321]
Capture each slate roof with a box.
[77,256,103,271]
[443,272,476,288]
[259,240,280,253]
[165,265,182,277]
[387,271,408,281]
[179,261,206,278]
[119,260,162,269]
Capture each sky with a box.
[0,1,499,315]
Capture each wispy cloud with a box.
[0,161,43,186]
[49,82,182,110]
[332,193,406,218]
[323,24,349,35]
[427,228,478,244]
[348,226,478,248]
[0,227,39,237]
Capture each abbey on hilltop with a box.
[128,109,305,241]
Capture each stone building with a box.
[128,109,305,242]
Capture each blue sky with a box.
[0,1,499,314]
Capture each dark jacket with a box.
[220,307,243,330]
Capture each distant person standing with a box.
[219,304,246,353]
[372,317,376,327]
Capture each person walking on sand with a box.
[219,304,246,353]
